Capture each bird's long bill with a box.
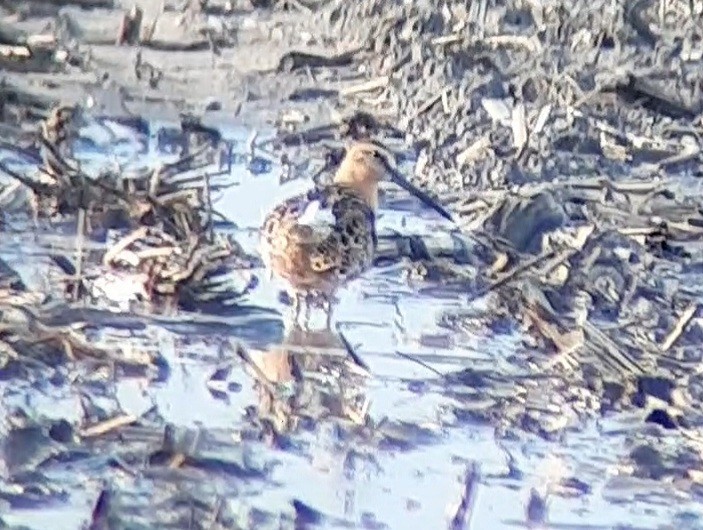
[386,166,454,222]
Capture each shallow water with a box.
[0,116,701,530]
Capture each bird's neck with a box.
[333,162,379,210]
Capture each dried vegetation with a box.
[1,0,703,527]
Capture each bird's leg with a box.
[322,292,336,330]
[301,292,313,331]
[290,290,302,325]
[324,302,334,330]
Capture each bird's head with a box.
[333,141,453,221]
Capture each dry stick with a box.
[89,489,111,530]
[657,142,701,168]
[0,181,22,205]
[583,321,644,376]
[103,227,149,266]
[339,76,389,97]
[449,462,481,530]
[394,350,446,378]
[441,89,451,114]
[148,163,163,195]
[432,34,463,45]
[484,249,557,294]
[412,86,450,119]
[37,136,135,208]
[0,160,48,193]
[39,135,79,175]
[80,414,138,438]
[134,246,177,261]
[484,34,541,52]
[161,143,211,174]
[116,5,143,45]
[60,335,76,361]
[235,345,277,394]
[336,327,371,373]
[618,227,661,237]
[457,195,508,233]
[661,303,698,352]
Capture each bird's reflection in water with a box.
[242,324,371,445]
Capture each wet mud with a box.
[1,0,703,529]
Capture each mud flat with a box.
[0,0,702,528]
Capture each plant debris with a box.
[0,0,703,527]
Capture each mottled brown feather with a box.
[260,183,377,295]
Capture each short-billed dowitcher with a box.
[260,141,452,328]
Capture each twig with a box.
[484,34,541,52]
[80,414,138,438]
[583,321,645,376]
[661,303,698,352]
[103,227,150,266]
[449,462,481,530]
[336,326,371,373]
[484,249,557,294]
[0,160,48,193]
[395,350,446,378]
[340,76,389,97]
[235,344,277,394]
[412,86,450,119]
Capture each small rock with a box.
[204,98,222,111]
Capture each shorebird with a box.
[259,141,452,329]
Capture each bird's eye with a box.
[372,150,382,159]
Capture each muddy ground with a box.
[1,0,703,528]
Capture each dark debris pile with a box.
[1,104,254,311]
[0,102,271,527]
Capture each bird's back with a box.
[260,184,377,293]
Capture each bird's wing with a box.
[293,198,343,273]
[296,199,337,236]
[260,191,341,274]
[260,186,375,277]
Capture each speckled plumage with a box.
[260,140,451,329]
[260,183,378,296]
